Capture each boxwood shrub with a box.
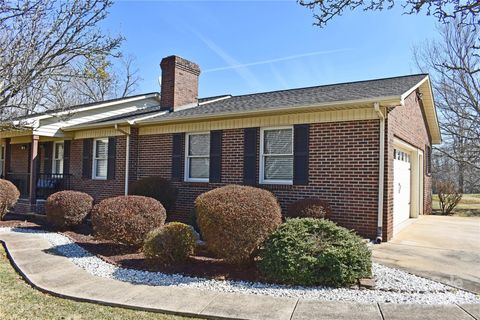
[46,191,93,229]
[143,222,195,267]
[92,195,166,246]
[0,179,20,220]
[195,185,282,264]
[129,176,178,212]
[258,218,371,287]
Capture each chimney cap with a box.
[160,55,200,75]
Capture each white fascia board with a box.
[399,75,429,104]
[51,93,160,117]
[198,95,232,105]
[21,93,160,123]
[129,111,169,123]
[61,111,169,131]
[399,75,442,144]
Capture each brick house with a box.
[0,55,441,241]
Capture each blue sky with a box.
[104,0,440,98]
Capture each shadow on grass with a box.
[432,209,480,217]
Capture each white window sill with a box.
[185,178,209,183]
[93,177,107,181]
[260,179,293,185]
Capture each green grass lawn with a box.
[0,246,195,320]
[432,194,480,217]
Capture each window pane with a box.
[0,160,3,176]
[54,160,63,174]
[55,143,64,159]
[264,156,293,180]
[264,129,292,154]
[95,159,107,178]
[189,134,210,156]
[95,140,108,158]
[189,157,209,179]
[0,146,4,160]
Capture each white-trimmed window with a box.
[260,127,294,184]
[93,138,108,180]
[0,145,4,177]
[52,142,64,174]
[185,132,210,182]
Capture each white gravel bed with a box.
[1,227,479,304]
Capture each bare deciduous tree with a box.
[298,0,480,30]
[0,0,124,124]
[45,55,141,109]
[435,179,463,215]
[414,21,479,193]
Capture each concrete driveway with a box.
[373,215,480,294]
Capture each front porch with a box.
[6,172,72,211]
[1,135,72,214]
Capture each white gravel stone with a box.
[1,227,479,304]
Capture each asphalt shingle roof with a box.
[64,74,428,129]
[144,74,427,122]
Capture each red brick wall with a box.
[8,144,30,202]
[136,121,380,238]
[9,144,29,174]
[69,137,126,202]
[383,91,433,240]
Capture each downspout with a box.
[374,102,385,244]
[115,124,130,196]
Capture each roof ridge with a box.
[226,74,429,99]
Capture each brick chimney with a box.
[160,55,201,110]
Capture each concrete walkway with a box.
[0,232,479,320]
[373,215,480,294]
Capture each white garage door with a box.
[393,149,411,234]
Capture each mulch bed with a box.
[0,214,262,283]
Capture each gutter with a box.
[374,102,385,243]
[114,124,130,196]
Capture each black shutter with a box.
[209,130,223,183]
[293,124,309,185]
[63,140,71,175]
[172,133,184,181]
[82,139,93,179]
[107,137,116,180]
[43,142,53,174]
[243,128,258,185]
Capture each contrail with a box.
[204,49,351,73]
[195,32,263,89]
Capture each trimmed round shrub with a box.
[195,185,282,264]
[143,222,195,266]
[45,191,93,229]
[258,218,372,287]
[286,198,331,219]
[0,179,20,220]
[92,195,166,246]
[129,177,178,212]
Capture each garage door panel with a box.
[394,149,411,233]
